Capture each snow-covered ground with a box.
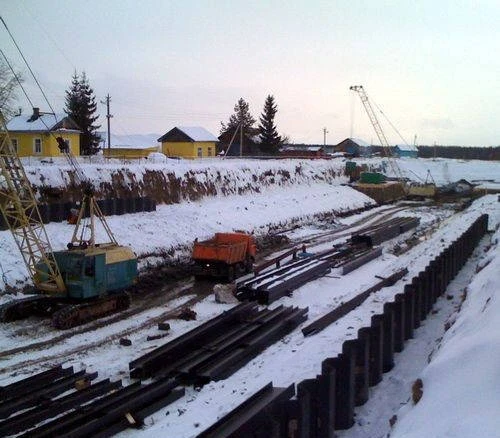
[360,156,500,190]
[390,224,500,438]
[0,157,499,438]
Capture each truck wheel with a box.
[227,266,235,282]
[235,262,246,277]
[245,257,255,273]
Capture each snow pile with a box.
[391,225,500,438]
[147,152,168,163]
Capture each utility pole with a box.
[323,127,328,146]
[100,94,112,152]
[240,122,243,157]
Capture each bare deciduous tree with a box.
[0,57,23,120]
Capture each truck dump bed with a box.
[192,233,254,265]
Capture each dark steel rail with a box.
[351,216,420,246]
[236,217,417,305]
[130,304,308,382]
[0,379,122,436]
[196,382,295,438]
[129,302,257,378]
[0,365,72,402]
[191,214,488,437]
[0,368,96,419]
[302,268,409,337]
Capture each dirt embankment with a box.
[30,161,347,205]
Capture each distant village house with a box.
[280,145,327,159]
[100,133,160,159]
[393,144,418,158]
[6,108,81,157]
[335,138,372,157]
[158,127,218,159]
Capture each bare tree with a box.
[0,57,23,120]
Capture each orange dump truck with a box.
[192,232,256,280]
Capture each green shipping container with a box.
[359,172,386,184]
[345,161,357,171]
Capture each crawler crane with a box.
[349,85,407,186]
[349,85,436,198]
[0,111,137,329]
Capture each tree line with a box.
[219,96,286,155]
[417,145,500,161]
[1,57,498,159]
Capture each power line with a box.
[0,48,34,109]
[0,15,56,118]
[19,2,75,70]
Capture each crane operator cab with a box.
[36,244,137,299]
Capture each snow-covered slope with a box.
[390,225,500,438]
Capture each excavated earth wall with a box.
[23,158,349,206]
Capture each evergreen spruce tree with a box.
[220,97,256,135]
[64,71,101,155]
[258,95,281,155]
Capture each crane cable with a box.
[0,15,57,118]
[0,48,35,111]
[1,17,95,242]
[370,97,410,147]
[0,19,88,187]
[1,48,87,188]
[0,258,8,287]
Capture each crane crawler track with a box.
[0,294,131,330]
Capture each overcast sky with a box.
[2,0,499,146]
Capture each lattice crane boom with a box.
[0,112,66,293]
[349,85,406,184]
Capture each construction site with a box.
[1,106,500,437]
[1,2,500,436]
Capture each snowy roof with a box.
[7,113,79,132]
[177,126,218,142]
[158,126,218,142]
[98,132,160,149]
[282,145,323,152]
[349,138,371,147]
[395,143,418,152]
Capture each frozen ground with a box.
[0,157,499,438]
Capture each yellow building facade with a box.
[103,146,158,159]
[9,131,81,157]
[7,110,81,157]
[162,141,216,158]
[158,126,218,159]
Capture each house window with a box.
[34,138,42,154]
[11,138,18,153]
[197,147,202,158]
[207,147,212,157]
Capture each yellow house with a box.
[101,133,159,159]
[7,108,81,157]
[158,126,218,159]
[103,146,158,159]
